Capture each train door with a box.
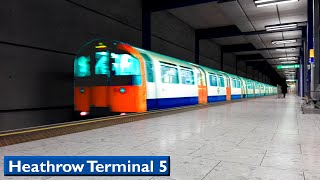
[245,81,248,98]
[225,75,231,101]
[194,66,208,104]
[141,53,157,110]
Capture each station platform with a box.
[1,95,320,179]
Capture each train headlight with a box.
[80,112,89,116]
[119,87,126,94]
[80,88,85,93]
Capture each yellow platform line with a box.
[0,103,207,137]
[0,96,265,138]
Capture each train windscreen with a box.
[74,42,141,86]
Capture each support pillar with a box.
[303,27,309,96]
[245,62,248,78]
[308,0,313,94]
[313,0,320,89]
[300,42,305,96]
[142,9,151,50]
[235,57,238,75]
[220,49,224,71]
[195,36,200,64]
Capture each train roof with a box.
[132,45,275,88]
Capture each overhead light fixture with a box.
[275,48,297,51]
[265,23,298,31]
[278,57,297,60]
[255,0,299,7]
[272,39,297,45]
[281,61,297,63]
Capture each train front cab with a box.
[74,40,147,116]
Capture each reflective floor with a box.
[2,95,320,180]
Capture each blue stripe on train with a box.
[208,95,226,102]
[147,93,260,110]
[147,97,198,110]
[231,94,241,100]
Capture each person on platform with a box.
[277,85,282,98]
[281,84,288,98]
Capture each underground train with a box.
[74,39,277,116]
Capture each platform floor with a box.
[2,95,320,180]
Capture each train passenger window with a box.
[160,64,179,84]
[209,74,218,86]
[219,76,225,87]
[238,80,241,88]
[180,68,194,85]
[74,56,91,77]
[95,51,110,76]
[110,53,142,85]
[141,54,154,82]
[232,79,237,88]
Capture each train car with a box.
[201,67,228,102]
[239,77,248,98]
[262,83,266,96]
[137,47,202,110]
[256,81,263,97]
[245,79,255,98]
[224,73,242,100]
[253,81,260,97]
[267,84,271,95]
[74,39,276,116]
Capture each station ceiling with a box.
[145,0,307,81]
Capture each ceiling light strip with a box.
[275,48,297,51]
[272,39,297,44]
[281,61,297,63]
[266,23,298,29]
[255,0,299,7]
[278,57,297,60]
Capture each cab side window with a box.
[142,54,154,83]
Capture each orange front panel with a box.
[109,86,146,112]
[115,43,147,113]
[91,86,109,107]
[74,87,91,112]
[226,87,231,101]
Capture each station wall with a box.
[0,0,264,130]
